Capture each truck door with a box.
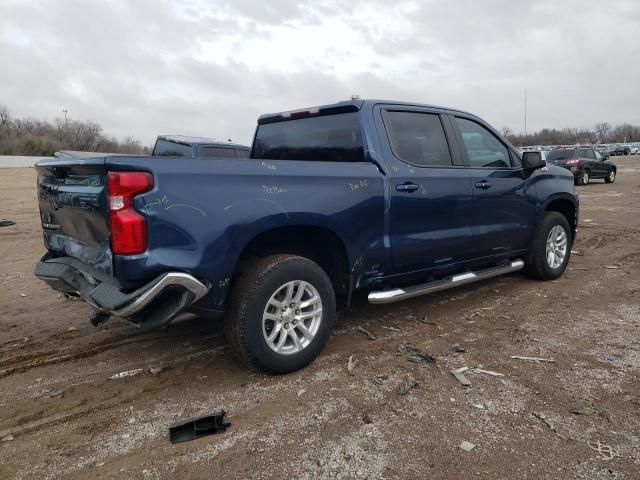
[448,114,536,258]
[375,106,475,274]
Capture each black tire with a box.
[604,168,616,183]
[524,212,572,281]
[577,169,590,186]
[225,254,336,374]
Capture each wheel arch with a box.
[233,225,351,299]
[543,196,578,237]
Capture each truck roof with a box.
[257,99,476,124]
[156,135,250,150]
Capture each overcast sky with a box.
[1,0,639,145]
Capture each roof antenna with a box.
[350,95,361,100]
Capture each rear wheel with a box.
[225,254,336,374]
[524,212,572,281]
[577,170,590,185]
[604,168,616,183]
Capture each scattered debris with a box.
[452,343,465,353]
[587,440,621,460]
[147,366,164,375]
[356,326,376,340]
[451,367,472,387]
[472,368,505,377]
[510,355,555,363]
[396,376,418,395]
[420,316,436,325]
[471,404,485,410]
[0,219,16,227]
[169,410,230,444]
[398,343,435,364]
[459,441,476,452]
[370,374,388,385]
[605,265,619,270]
[1,434,15,442]
[19,293,27,297]
[297,388,306,397]
[45,388,65,398]
[569,407,593,416]
[110,368,143,380]
[381,325,401,331]
[347,355,359,376]
[67,326,77,332]
[362,411,373,424]
[531,412,557,434]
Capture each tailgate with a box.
[35,157,113,274]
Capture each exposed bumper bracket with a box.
[35,258,209,327]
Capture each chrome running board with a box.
[368,259,525,305]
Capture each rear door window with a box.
[381,111,453,167]
[454,117,510,168]
[252,112,364,162]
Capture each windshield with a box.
[546,149,575,161]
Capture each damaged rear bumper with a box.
[35,257,209,328]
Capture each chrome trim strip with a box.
[112,272,209,317]
[368,260,524,305]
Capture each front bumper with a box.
[35,257,209,328]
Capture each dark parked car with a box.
[595,144,615,157]
[153,135,251,159]
[34,99,578,373]
[611,144,631,156]
[547,147,617,185]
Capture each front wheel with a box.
[524,212,572,281]
[225,254,336,374]
[605,169,616,183]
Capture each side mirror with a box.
[522,151,545,170]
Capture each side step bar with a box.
[368,259,525,305]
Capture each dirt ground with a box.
[1,158,639,480]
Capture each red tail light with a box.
[107,171,153,255]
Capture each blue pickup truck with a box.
[35,99,578,373]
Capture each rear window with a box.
[236,149,250,159]
[252,112,364,162]
[153,140,192,157]
[547,149,575,161]
[200,146,237,159]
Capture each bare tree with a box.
[0,105,9,124]
[594,122,611,143]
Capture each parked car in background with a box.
[595,144,614,158]
[611,144,631,156]
[153,135,251,159]
[628,144,639,155]
[547,146,617,185]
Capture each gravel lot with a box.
[1,157,639,479]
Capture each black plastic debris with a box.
[169,410,230,444]
[0,219,16,227]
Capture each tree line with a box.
[501,122,640,147]
[0,105,149,156]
